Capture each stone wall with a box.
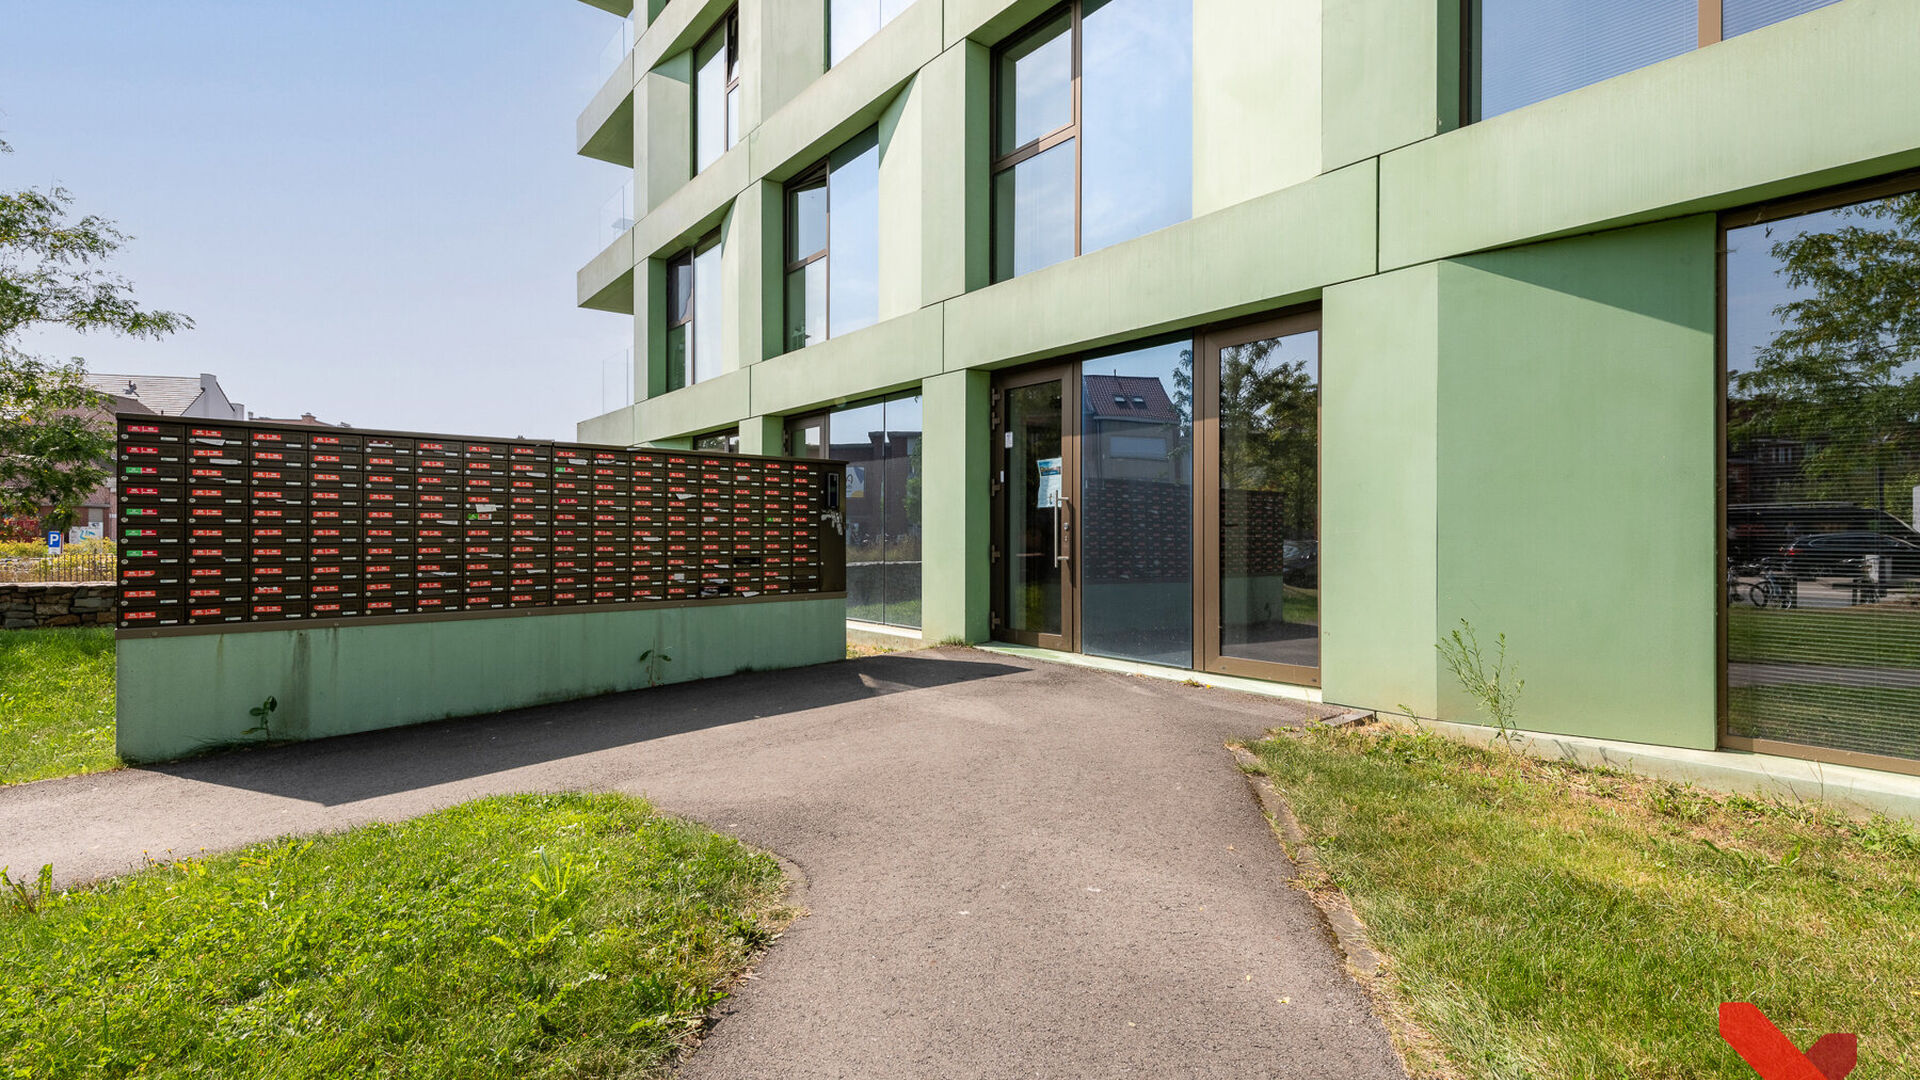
[0,584,116,629]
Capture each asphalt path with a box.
[0,647,1407,1079]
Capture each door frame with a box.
[783,411,829,458]
[990,362,1080,651]
[1195,309,1323,687]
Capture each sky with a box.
[1,0,633,440]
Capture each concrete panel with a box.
[637,365,751,441]
[1320,0,1452,172]
[1381,0,1920,269]
[577,51,637,165]
[578,229,637,310]
[876,73,924,323]
[744,0,827,135]
[1433,217,1718,749]
[115,598,848,763]
[1320,265,1440,716]
[749,306,944,418]
[738,414,786,455]
[636,140,746,259]
[921,368,991,642]
[1194,0,1320,216]
[636,0,736,76]
[638,62,692,214]
[945,0,1055,47]
[745,3,938,186]
[578,403,641,447]
[943,161,1377,372]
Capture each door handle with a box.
[1055,495,1072,568]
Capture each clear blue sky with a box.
[1,0,631,440]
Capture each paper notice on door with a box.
[1036,457,1062,508]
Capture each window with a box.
[791,392,923,628]
[990,0,1191,282]
[693,429,739,453]
[829,0,914,67]
[693,9,740,173]
[1468,0,1847,120]
[664,233,722,391]
[1722,176,1920,771]
[784,128,880,352]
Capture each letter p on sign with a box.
[1720,1003,1856,1080]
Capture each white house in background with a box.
[83,372,245,421]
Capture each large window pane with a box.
[1724,0,1844,37]
[828,130,880,338]
[833,400,889,624]
[1080,0,1191,256]
[995,10,1072,154]
[784,261,826,353]
[693,27,728,171]
[1081,341,1193,666]
[992,141,1076,281]
[883,394,923,629]
[1218,330,1319,671]
[830,0,880,66]
[665,324,689,392]
[1474,0,1694,120]
[1725,190,1920,764]
[667,258,693,325]
[691,242,722,384]
[1004,382,1064,636]
[789,176,827,260]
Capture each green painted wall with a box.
[116,598,847,763]
[920,368,990,642]
[1433,217,1719,748]
[1321,264,1441,717]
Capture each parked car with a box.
[1774,531,1920,579]
[1281,539,1318,585]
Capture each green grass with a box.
[1246,725,1920,1080]
[0,627,119,784]
[0,793,792,1079]
[1728,604,1920,668]
[1728,683,1920,760]
[846,599,921,629]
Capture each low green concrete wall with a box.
[115,598,847,763]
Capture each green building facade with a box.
[574,0,1920,777]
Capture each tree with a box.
[1730,193,1920,516]
[0,138,192,524]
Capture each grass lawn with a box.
[0,626,118,785]
[1246,724,1920,1080]
[1,793,791,1078]
[1728,603,1920,668]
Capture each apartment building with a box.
[572,0,1920,778]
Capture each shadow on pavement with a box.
[141,650,1027,807]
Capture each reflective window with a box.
[833,393,923,628]
[693,429,739,454]
[693,10,740,173]
[1471,0,1847,120]
[665,233,723,391]
[830,0,916,67]
[1080,340,1193,666]
[1724,0,1845,37]
[1080,0,1192,257]
[1724,185,1920,765]
[784,127,879,352]
[990,0,1191,282]
[1218,329,1319,673]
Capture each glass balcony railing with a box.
[601,347,635,414]
[599,15,638,80]
[597,179,635,252]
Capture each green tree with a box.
[1730,193,1920,516]
[0,138,192,523]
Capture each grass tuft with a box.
[0,626,118,784]
[1246,724,1920,1080]
[0,792,792,1078]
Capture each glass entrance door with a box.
[993,365,1077,650]
[1198,314,1322,686]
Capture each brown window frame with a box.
[692,7,741,172]
[989,2,1081,283]
[1716,168,1920,779]
[664,229,722,392]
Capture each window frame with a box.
[1716,168,1920,779]
[783,161,831,352]
[663,228,722,392]
[989,2,1082,281]
[692,7,741,173]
